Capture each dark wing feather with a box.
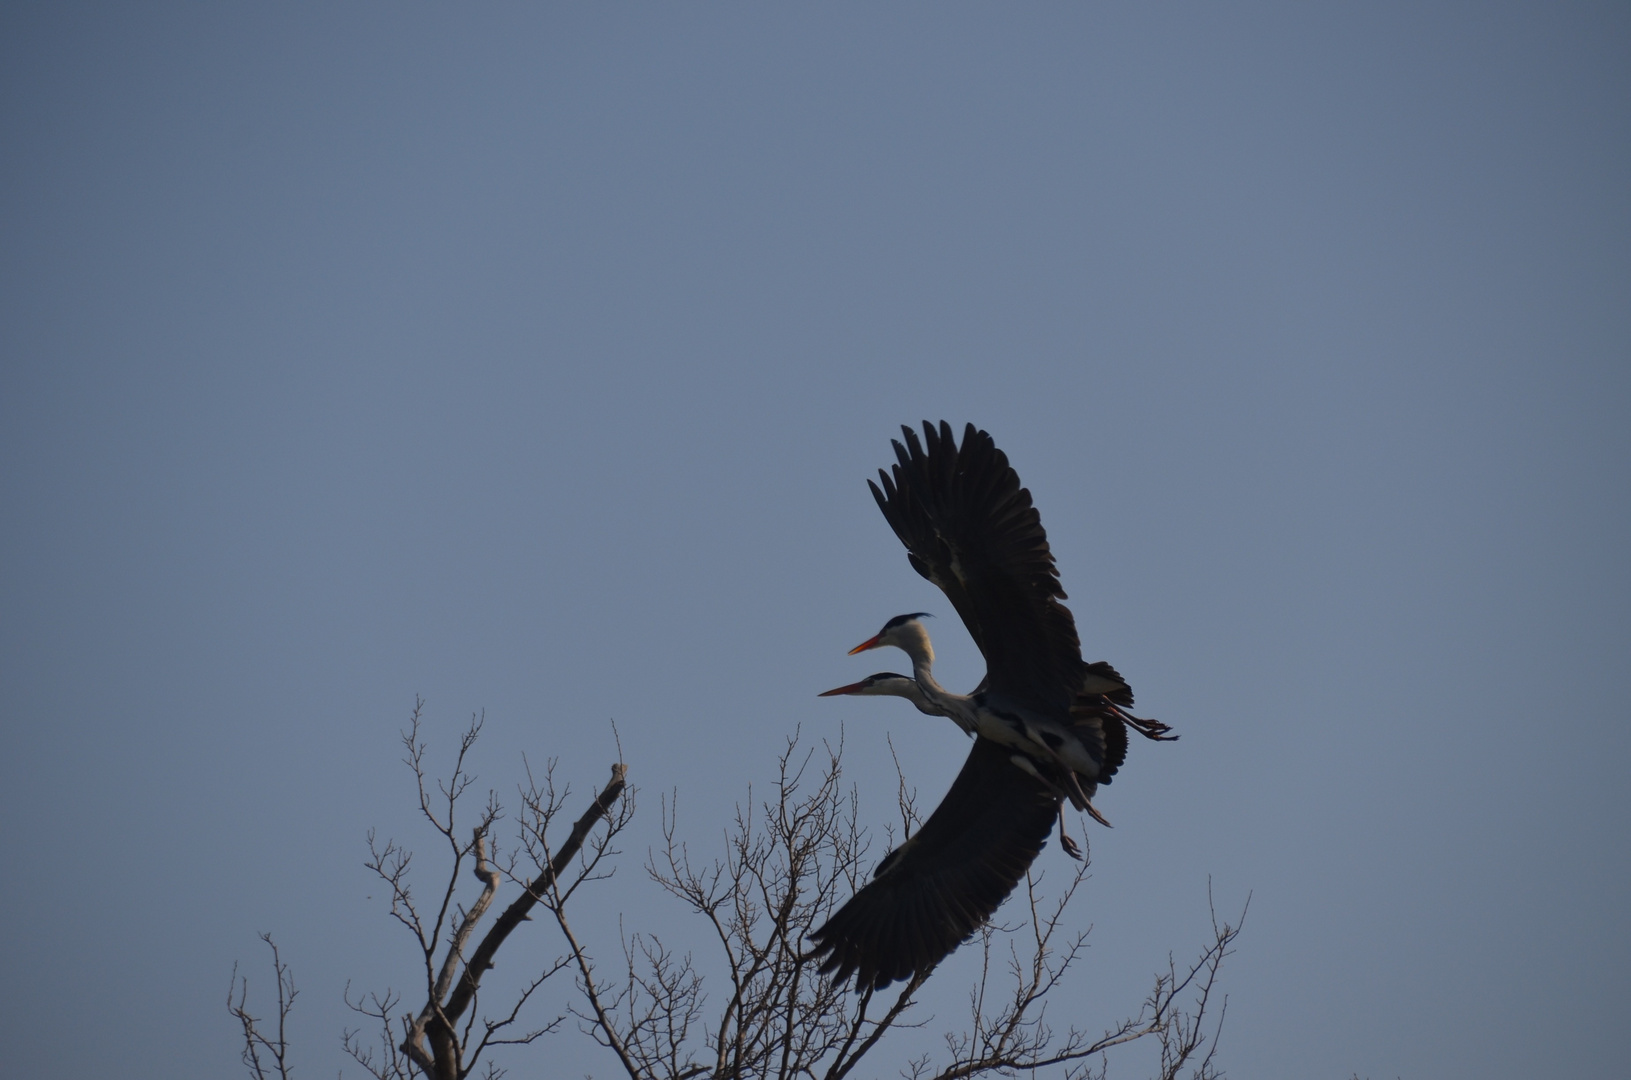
[1085,660,1135,708]
[807,737,1058,990]
[870,421,1086,713]
[1078,660,1132,788]
[1068,697,1126,789]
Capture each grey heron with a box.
[807,421,1175,991]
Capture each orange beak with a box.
[818,681,868,697]
[847,635,881,655]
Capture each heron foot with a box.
[1113,704,1177,741]
[1057,803,1084,860]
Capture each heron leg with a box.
[1057,803,1083,860]
[1065,771,1114,828]
[1110,703,1177,741]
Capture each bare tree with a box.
[563,731,1244,1080]
[232,706,1242,1080]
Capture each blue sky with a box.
[2,5,1627,1078]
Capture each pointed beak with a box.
[818,680,868,697]
[847,635,881,655]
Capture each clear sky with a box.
[2,5,1627,1078]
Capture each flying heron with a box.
[807,421,1175,991]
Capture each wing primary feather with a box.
[808,739,1061,989]
[869,422,1094,712]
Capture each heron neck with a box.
[911,657,976,734]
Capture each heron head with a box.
[817,672,917,698]
[846,613,934,665]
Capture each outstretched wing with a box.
[870,421,1085,713]
[807,737,1058,990]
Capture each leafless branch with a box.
[228,933,297,1080]
[342,983,414,1080]
[346,699,631,1080]
[920,869,1248,1080]
[884,733,923,849]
